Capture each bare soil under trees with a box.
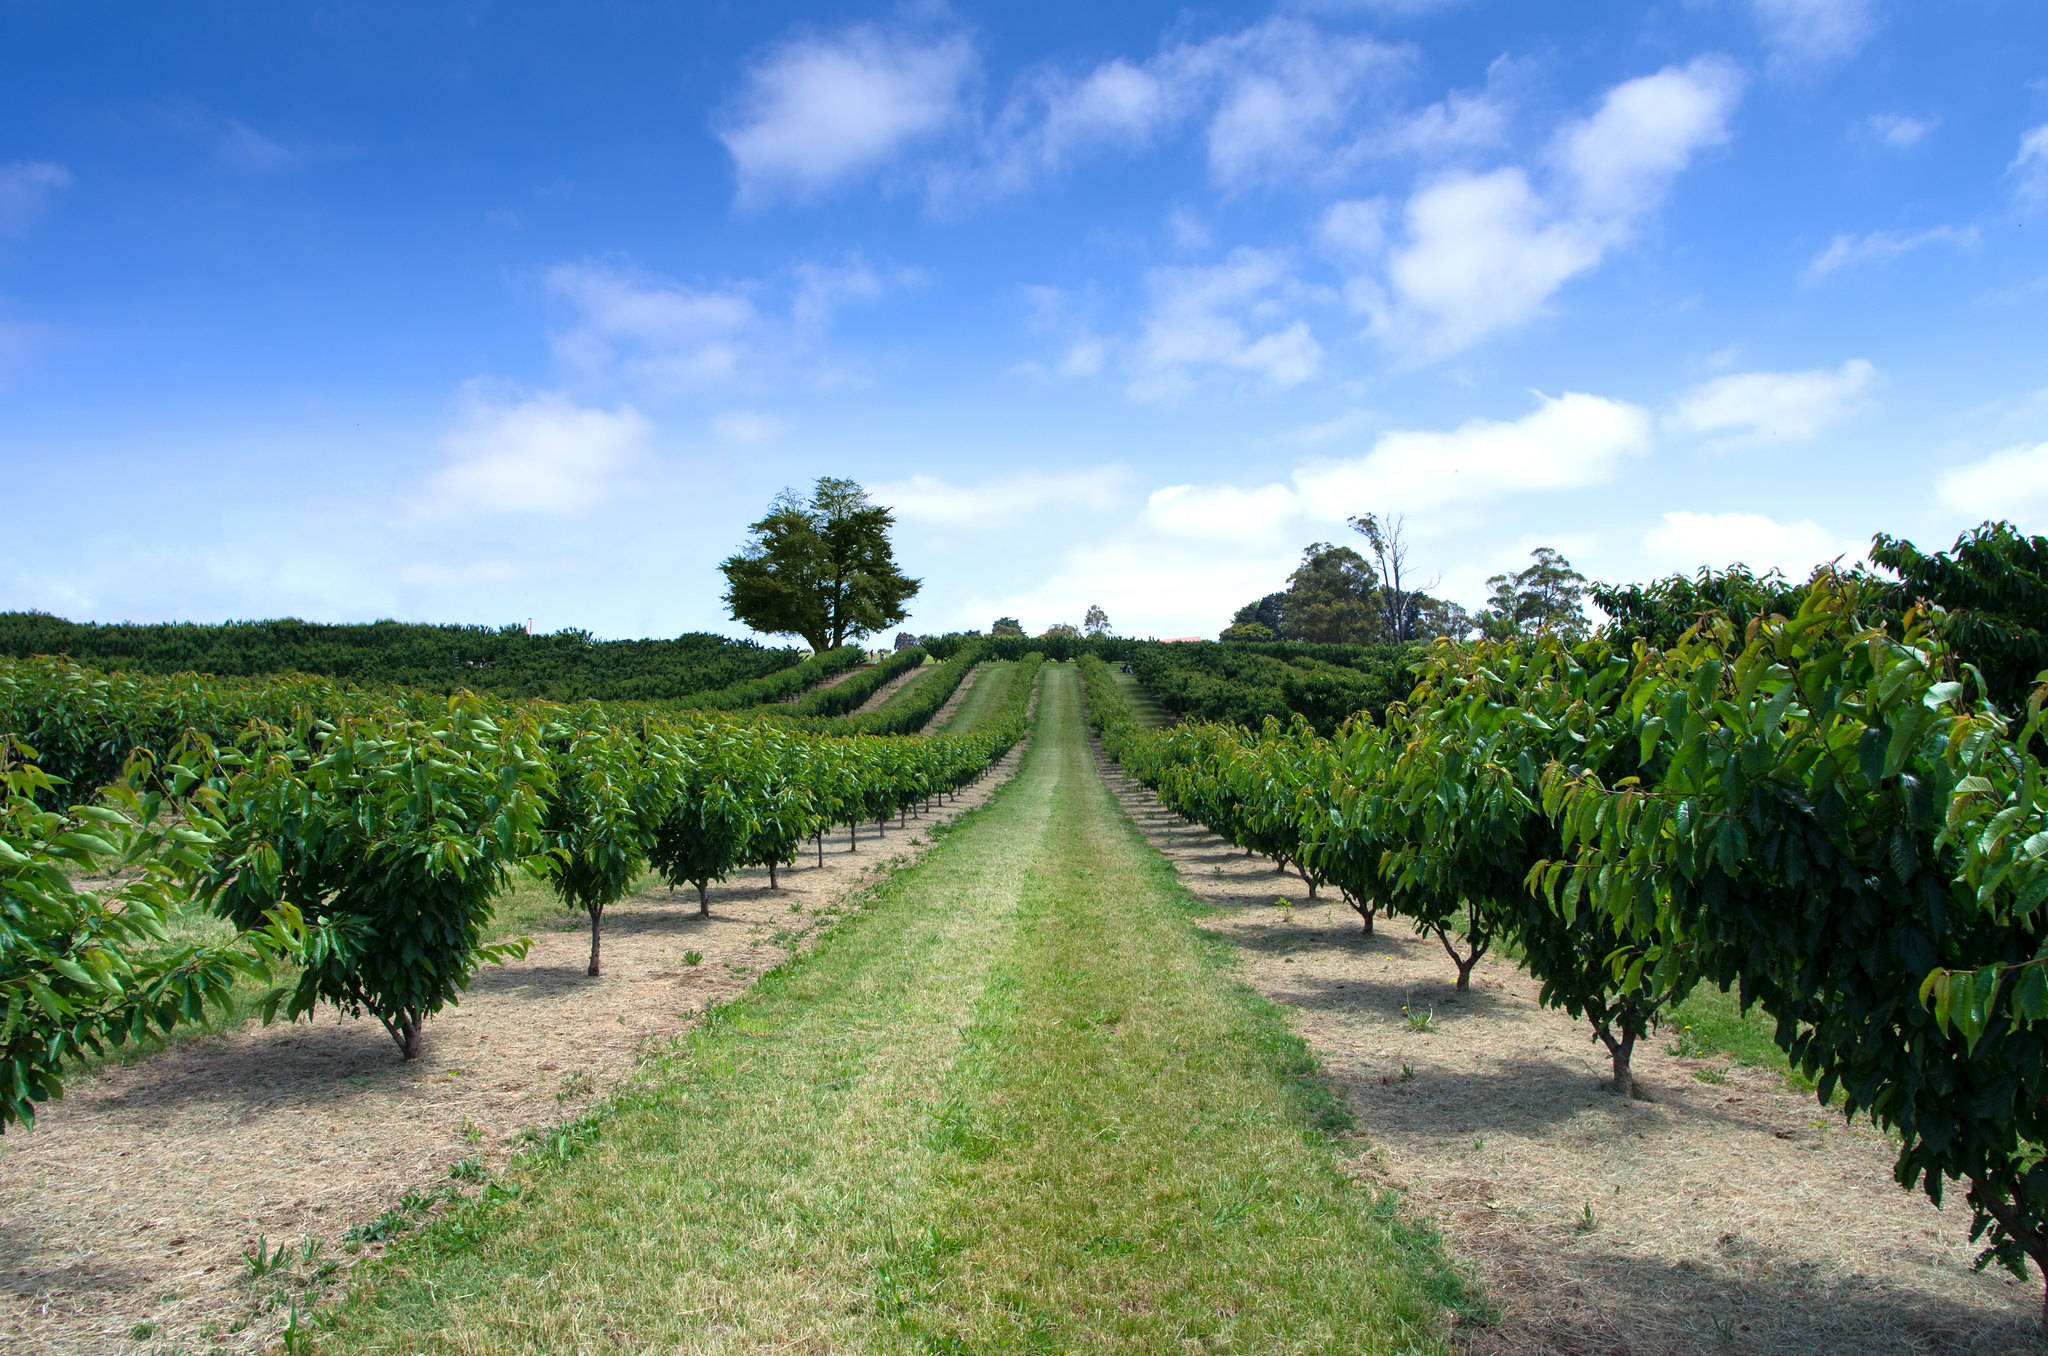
[0,750,1025,1356]
[1097,750,2048,1356]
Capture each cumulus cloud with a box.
[1143,482,1301,546]
[1642,510,1862,576]
[419,386,654,519]
[874,468,1131,528]
[0,162,70,237]
[1357,57,1743,360]
[1862,112,1936,149]
[1293,390,1653,515]
[1127,249,1324,401]
[1665,359,1876,443]
[717,25,974,205]
[2013,125,2048,207]
[1801,226,1978,283]
[1936,442,2048,524]
[1364,168,1604,359]
[1751,0,1877,71]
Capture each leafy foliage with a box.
[1481,547,1590,640]
[721,477,921,652]
[0,612,803,703]
[204,696,547,1059]
[0,738,306,1129]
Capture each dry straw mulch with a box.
[1100,755,2047,1356]
[0,752,1022,1356]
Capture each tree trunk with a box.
[768,860,779,889]
[899,807,906,828]
[1348,893,1376,935]
[1595,1021,1643,1098]
[397,1011,424,1061]
[1435,925,1485,992]
[697,882,710,917]
[849,819,858,851]
[587,904,603,977]
[1274,856,1289,874]
[816,831,824,868]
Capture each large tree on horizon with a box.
[719,477,920,653]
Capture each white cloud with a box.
[2013,125,2048,207]
[935,17,1403,206]
[1643,510,1862,576]
[1365,168,1604,359]
[717,25,974,205]
[1192,20,1403,190]
[1666,358,1876,443]
[1862,112,1936,149]
[545,255,901,394]
[1128,249,1324,401]
[1936,443,2048,524]
[1556,57,1745,220]
[710,411,787,444]
[1359,58,1742,360]
[1293,390,1653,515]
[1142,482,1300,546]
[1056,336,1107,378]
[1319,198,1388,256]
[1802,225,1978,283]
[546,262,755,388]
[945,391,1650,636]
[1751,0,1877,71]
[875,468,1130,528]
[418,386,653,519]
[0,162,70,237]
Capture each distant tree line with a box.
[0,613,805,703]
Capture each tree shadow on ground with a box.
[1450,1213,2047,1356]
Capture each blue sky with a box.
[2,1,2045,643]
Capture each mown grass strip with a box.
[313,666,1471,1354]
[932,660,1018,736]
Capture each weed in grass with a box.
[345,1209,410,1246]
[1667,1022,1709,1059]
[556,1071,595,1103]
[241,1235,291,1280]
[1402,1004,1434,1033]
[460,1117,485,1143]
[682,949,702,966]
[1694,1066,1730,1085]
[1577,1203,1597,1233]
[128,1322,155,1340]
[450,1156,487,1182]
[1401,1061,1416,1081]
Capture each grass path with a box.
[319,666,1466,1354]
[928,659,1016,735]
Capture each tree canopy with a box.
[1481,547,1589,640]
[720,477,921,653]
